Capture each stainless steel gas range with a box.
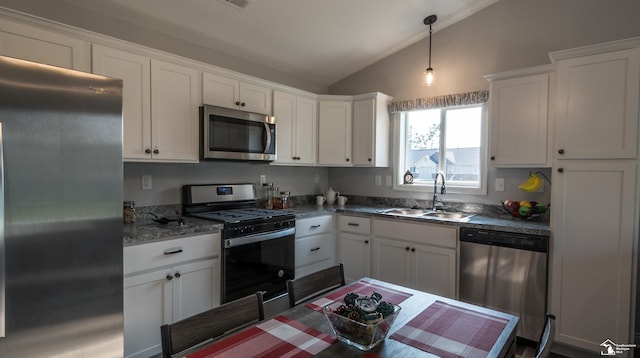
[182,183,295,303]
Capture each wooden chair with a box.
[286,263,345,308]
[160,292,265,358]
[534,313,556,358]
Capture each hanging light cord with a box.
[428,23,433,69]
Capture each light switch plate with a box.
[142,175,152,190]
[495,178,504,192]
[374,175,382,186]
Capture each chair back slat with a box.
[286,264,345,307]
[534,313,556,358]
[161,292,264,358]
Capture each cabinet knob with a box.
[166,274,173,281]
[174,272,181,278]
[235,101,241,106]
[241,102,246,107]
[145,148,151,154]
[368,158,372,162]
[490,156,495,160]
[346,158,350,162]
[557,168,564,173]
[411,248,416,252]
[558,149,565,154]
[364,240,369,244]
[405,246,410,251]
[153,149,159,154]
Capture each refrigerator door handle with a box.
[0,123,5,338]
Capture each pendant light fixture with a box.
[423,14,437,86]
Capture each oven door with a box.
[222,227,294,303]
[201,105,276,161]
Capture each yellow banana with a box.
[518,173,542,192]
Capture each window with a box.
[395,104,487,194]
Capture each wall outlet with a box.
[495,178,504,192]
[314,174,320,184]
[142,175,152,190]
[385,175,392,186]
[259,174,266,184]
[374,175,382,186]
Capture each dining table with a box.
[185,278,519,358]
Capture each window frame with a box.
[392,103,488,195]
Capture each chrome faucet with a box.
[432,171,446,211]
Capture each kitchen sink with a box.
[377,208,475,222]
[377,208,430,216]
[421,211,475,222]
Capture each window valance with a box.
[388,90,489,113]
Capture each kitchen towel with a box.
[390,300,508,358]
[186,315,336,358]
[306,279,413,311]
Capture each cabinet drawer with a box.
[124,233,221,275]
[296,215,334,237]
[338,215,370,235]
[373,219,456,249]
[295,233,334,268]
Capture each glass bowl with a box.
[322,301,401,351]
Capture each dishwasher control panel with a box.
[459,227,548,252]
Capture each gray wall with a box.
[124,162,328,207]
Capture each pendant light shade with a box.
[423,15,437,87]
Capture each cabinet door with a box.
[371,237,411,287]
[172,259,220,322]
[489,74,549,166]
[273,91,296,164]
[151,59,200,162]
[555,48,640,159]
[551,160,635,352]
[339,233,370,283]
[239,82,272,114]
[124,269,172,358]
[0,19,89,71]
[92,44,152,160]
[294,96,318,165]
[318,101,352,166]
[202,72,239,110]
[352,98,375,166]
[412,243,456,298]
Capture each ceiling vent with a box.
[219,0,253,10]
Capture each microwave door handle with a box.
[263,123,272,153]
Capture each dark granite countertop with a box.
[123,202,549,246]
[123,217,223,247]
[283,204,550,236]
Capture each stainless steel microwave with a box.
[200,105,276,161]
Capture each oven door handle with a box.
[225,227,295,248]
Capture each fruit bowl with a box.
[322,295,401,351]
[502,199,549,220]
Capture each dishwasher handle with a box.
[459,228,548,252]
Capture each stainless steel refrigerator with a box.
[0,56,123,357]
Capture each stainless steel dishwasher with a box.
[459,227,549,342]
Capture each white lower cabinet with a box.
[337,215,371,283]
[294,215,335,277]
[123,233,221,358]
[372,219,457,298]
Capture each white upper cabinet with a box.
[0,18,89,71]
[272,91,317,165]
[352,93,391,167]
[318,99,353,166]
[485,67,551,167]
[202,72,272,115]
[92,44,199,162]
[552,47,640,159]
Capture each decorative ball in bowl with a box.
[502,199,549,219]
[322,292,401,351]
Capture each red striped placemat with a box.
[305,279,413,311]
[186,315,336,358]
[390,300,509,358]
